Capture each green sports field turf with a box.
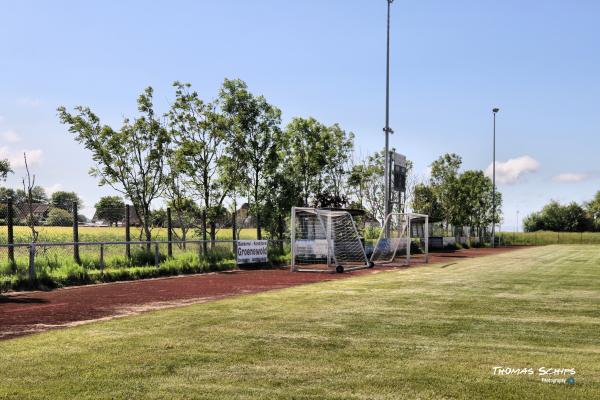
[1,245,599,399]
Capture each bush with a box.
[45,208,73,226]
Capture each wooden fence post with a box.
[167,207,173,258]
[7,197,15,269]
[28,243,35,286]
[125,204,131,260]
[99,244,105,271]
[73,202,80,265]
[154,242,160,266]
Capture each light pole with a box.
[491,107,499,247]
[383,0,394,218]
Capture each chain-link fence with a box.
[0,238,289,290]
[0,197,290,290]
[497,231,600,246]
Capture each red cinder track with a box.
[0,247,519,340]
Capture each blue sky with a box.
[1,0,599,230]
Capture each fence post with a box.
[154,242,160,266]
[125,204,131,260]
[73,202,81,265]
[232,203,237,256]
[99,244,105,271]
[28,243,35,285]
[167,207,173,258]
[7,197,15,270]
[557,231,560,244]
[201,209,208,255]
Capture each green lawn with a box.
[1,245,600,399]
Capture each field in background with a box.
[498,231,600,246]
[1,245,599,399]
[0,226,258,244]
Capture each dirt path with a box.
[0,247,520,340]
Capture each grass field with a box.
[1,245,599,399]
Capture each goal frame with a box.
[370,212,429,266]
[290,207,371,273]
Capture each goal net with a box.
[371,212,429,265]
[290,207,371,273]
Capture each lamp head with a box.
[492,108,500,113]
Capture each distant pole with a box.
[383,0,394,219]
[492,108,499,247]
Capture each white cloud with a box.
[45,183,63,195]
[0,147,43,168]
[553,173,588,183]
[0,130,21,144]
[485,155,540,184]
[17,97,42,107]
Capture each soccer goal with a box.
[370,212,429,266]
[290,207,372,273]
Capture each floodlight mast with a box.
[492,107,499,247]
[384,0,394,218]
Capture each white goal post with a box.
[290,207,372,273]
[370,212,429,265]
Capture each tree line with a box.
[523,192,600,232]
[411,153,502,237]
[1,78,504,242]
[56,79,360,244]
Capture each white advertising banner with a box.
[236,240,268,264]
[294,239,329,258]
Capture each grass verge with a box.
[1,245,600,399]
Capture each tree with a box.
[15,186,47,204]
[0,187,16,201]
[317,124,354,207]
[58,87,170,247]
[0,159,12,181]
[454,170,501,236]
[362,151,386,222]
[285,117,327,207]
[94,196,126,226]
[585,191,600,231]
[50,191,83,211]
[412,183,443,221]
[45,208,73,226]
[284,118,354,208]
[20,153,40,241]
[429,153,462,229]
[167,82,229,247]
[219,78,282,240]
[523,201,592,232]
[262,129,302,244]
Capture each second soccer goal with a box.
[290,207,372,273]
